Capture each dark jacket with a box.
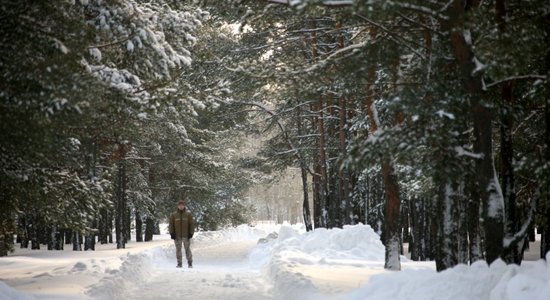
[169,208,195,239]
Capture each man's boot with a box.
[188,261,193,268]
[177,262,182,268]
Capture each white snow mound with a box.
[347,252,550,300]
[0,280,35,300]
[249,224,386,299]
[250,223,386,267]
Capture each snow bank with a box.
[249,224,387,299]
[250,224,386,268]
[347,253,550,300]
[0,281,35,300]
[196,222,304,248]
[86,251,154,299]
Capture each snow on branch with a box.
[241,102,314,175]
[268,0,449,20]
[302,41,367,73]
[89,65,141,93]
[387,1,449,20]
[268,0,353,6]
[454,146,483,159]
[370,101,382,132]
[485,75,547,89]
[355,14,427,60]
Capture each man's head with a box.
[177,200,185,210]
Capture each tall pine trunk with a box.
[125,207,131,243]
[115,161,127,249]
[468,174,483,263]
[48,225,63,250]
[72,232,82,251]
[542,76,550,259]
[309,20,324,229]
[435,182,462,271]
[447,0,504,264]
[135,210,143,242]
[365,26,401,270]
[339,96,352,225]
[381,160,402,270]
[145,217,155,242]
[457,186,469,264]
[500,82,522,263]
[317,99,329,228]
[297,106,313,231]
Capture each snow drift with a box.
[0,281,35,300]
[248,223,550,300]
[86,251,154,299]
[250,224,386,267]
[347,253,550,300]
[249,223,387,299]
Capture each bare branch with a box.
[485,75,547,89]
[355,14,427,60]
[241,102,314,175]
[88,37,130,49]
[267,0,353,6]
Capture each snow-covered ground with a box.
[1,223,549,300]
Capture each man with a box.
[169,199,195,268]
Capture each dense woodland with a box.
[1,0,549,273]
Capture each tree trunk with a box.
[144,217,155,242]
[98,209,110,244]
[72,231,82,251]
[401,198,410,244]
[312,163,322,228]
[136,210,143,242]
[116,161,126,249]
[381,160,401,270]
[468,173,483,263]
[428,196,438,261]
[339,96,352,226]
[542,76,550,259]
[409,197,419,260]
[436,182,461,271]
[500,81,521,264]
[29,219,40,249]
[0,235,7,257]
[447,0,504,264]
[457,185,469,264]
[48,226,63,251]
[19,217,28,248]
[366,176,371,227]
[318,99,329,228]
[84,235,95,251]
[364,48,401,269]
[410,197,429,261]
[125,207,131,243]
[309,19,328,229]
[297,106,313,231]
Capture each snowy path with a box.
[2,224,549,300]
[123,240,274,300]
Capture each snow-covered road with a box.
[124,240,274,300]
[2,223,550,300]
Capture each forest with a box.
[1,0,549,274]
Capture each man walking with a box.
[169,199,195,268]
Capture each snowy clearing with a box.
[1,223,549,300]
